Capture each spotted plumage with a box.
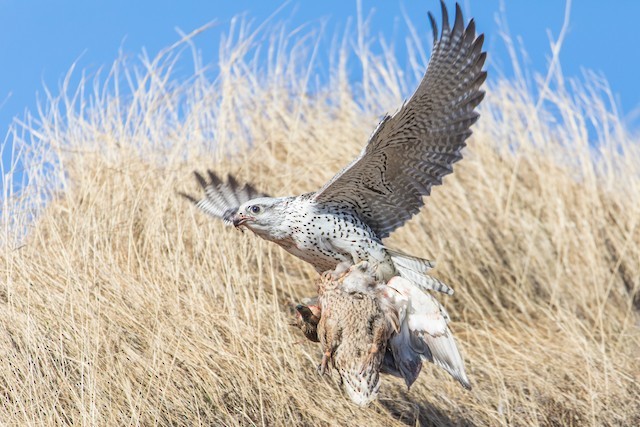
[182,2,485,297]
[183,1,483,392]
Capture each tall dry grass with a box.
[1,10,639,427]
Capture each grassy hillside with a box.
[1,15,639,426]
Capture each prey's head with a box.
[232,197,287,239]
[292,304,321,343]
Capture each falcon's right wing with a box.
[180,171,269,224]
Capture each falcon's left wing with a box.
[181,171,269,224]
[314,2,486,238]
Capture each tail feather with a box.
[387,248,435,272]
[397,268,454,296]
[388,250,454,295]
[387,248,453,295]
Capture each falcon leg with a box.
[323,261,351,282]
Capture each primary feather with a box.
[314,2,486,238]
[180,171,269,224]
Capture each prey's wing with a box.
[181,171,269,224]
[386,276,471,389]
[314,2,486,238]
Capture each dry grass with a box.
[1,12,639,427]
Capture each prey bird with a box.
[294,261,471,405]
[182,1,486,297]
[313,262,399,406]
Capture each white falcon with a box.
[183,2,486,297]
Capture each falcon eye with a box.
[250,205,262,214]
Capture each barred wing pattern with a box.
[314,2,486,239]
[180,171,268,224]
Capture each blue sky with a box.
[1,0,639,188]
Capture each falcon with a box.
[183,2,485,297]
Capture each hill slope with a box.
[1,17,639,426]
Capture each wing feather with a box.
[314,1,486,238]
[181,171,269,224]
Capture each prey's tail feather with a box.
[388,249,454,295]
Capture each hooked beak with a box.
[232,213,251,228]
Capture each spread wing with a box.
[313,2,486,238]
[386,276,471,389]
[180,171,269,224]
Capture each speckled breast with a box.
[276,200,392,274]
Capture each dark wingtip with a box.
[179,191,198,204]
[453,3,464,34]
[466,18,476,38]
[245,182,261,198]
[461,378,472,390]
[476,70,488,87]
[194,171,207,189]
[227,173,239,191]
[207,170,222,187]
[428,12,438,44]
[475,50,487,69]
[440,0,450,35]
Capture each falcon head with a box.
[232,197,287,239]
